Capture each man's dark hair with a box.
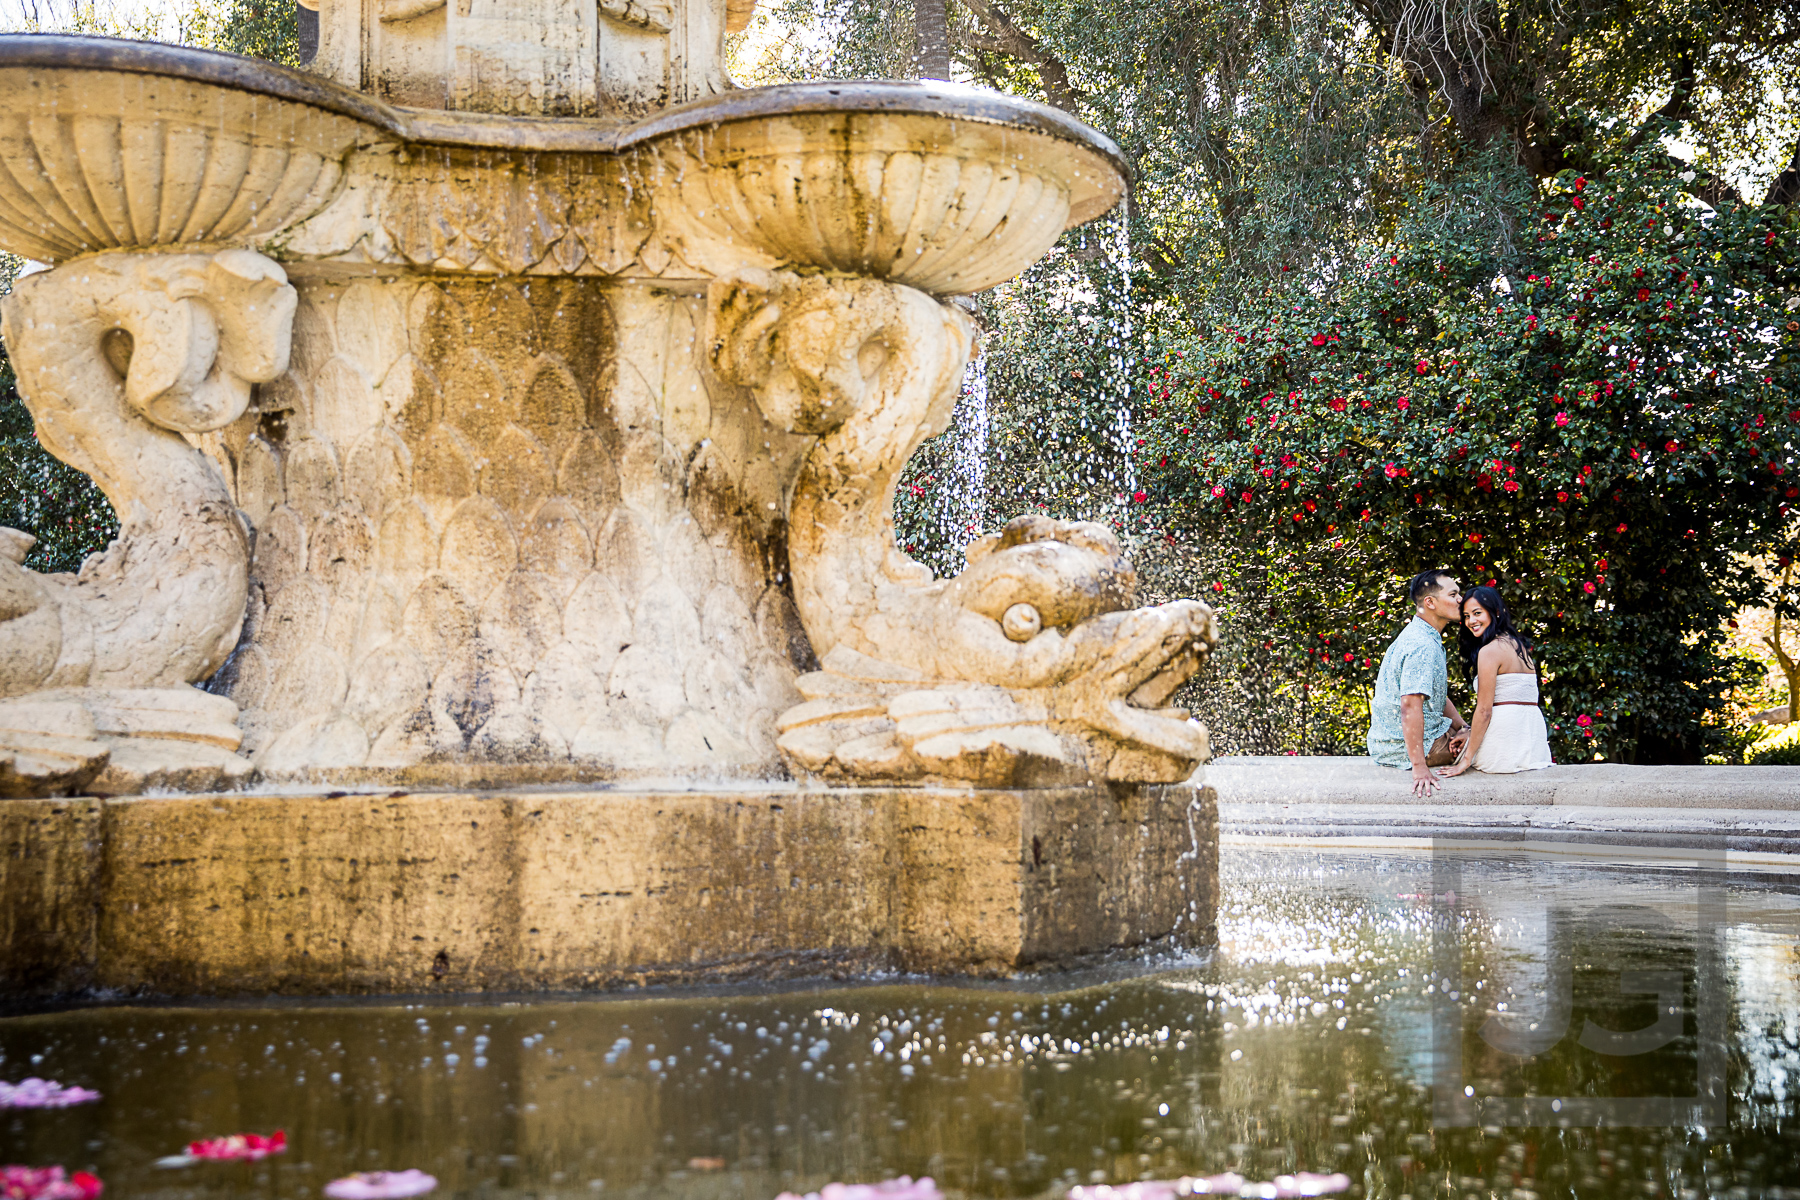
[1409,569,1454,606]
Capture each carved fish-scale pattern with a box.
[374,148,666,278]
[206,273,813,779]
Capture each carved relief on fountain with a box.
[313,0,755,116]
[200,274,810,778]
[0,249,295,794]
[706,269,1217,787]
[0,37,1217,794]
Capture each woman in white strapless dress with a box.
[1437,585,1554,776]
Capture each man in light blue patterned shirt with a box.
[1368,569,1469,796]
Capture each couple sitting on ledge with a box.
[1367,568,1553,796]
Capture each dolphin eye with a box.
[101,328,134,378]
[1001,603,1041,642]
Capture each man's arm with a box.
[1400,692,1438,797]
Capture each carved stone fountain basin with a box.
[0,34,1218,995]
[0,38,394,262]
[0,36,1166,793]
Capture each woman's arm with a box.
[1439,645,1500,776]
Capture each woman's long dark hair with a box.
[1458,586,1536,683]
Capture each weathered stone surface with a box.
[0,782,1216,998]
[0,43,1153,795]
[204,275,809,780]
[0,252,297,789]
[0,798,101,994]
[709,269,1220,787]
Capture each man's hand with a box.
[1447,725,1470,752]
[1410,762,1440,797]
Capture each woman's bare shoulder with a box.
[1478,638,1529,669]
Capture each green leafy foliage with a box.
[1745,720,1800,765]
[1136,146,1798,761]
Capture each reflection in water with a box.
[2,848,1797,1198]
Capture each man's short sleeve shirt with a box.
[1366,615,1451,768]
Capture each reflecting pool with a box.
[4,848,1798,1198]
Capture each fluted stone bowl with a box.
[0,36,397,262]
[0,37,1128,294]
[628,83,1129,294]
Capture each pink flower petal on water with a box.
[776,1177,943,1200]
[1068,1183,1184,1200]
[323,1170,439,1199]
[0,1080,102,1109]
[182,1131,286,1162]
[0,1166,103,1200]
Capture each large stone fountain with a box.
[0,4,1218,996]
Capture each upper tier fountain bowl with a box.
[0,36,1127,294]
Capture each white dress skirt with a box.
[1470,673,1555,773]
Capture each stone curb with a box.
[1207,755,1800,809]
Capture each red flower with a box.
[1570,196,1585,210]
[1665,440,1679,453]
[1615,523,1628,534]
[1132,490,1148,504]
[1574,176,1586,191]
[1310,333,1327,346]
[1383,462,1402,478]
[1211,582,1224,593]
[1415,361,1429,375]
[1291,513,1304,523]
[1211,485,1226,498]
[1397,397,1410,410]
[1344,653,1354,662]
[1583,581,1597,594]
[1503,480,1520,493]
[1554,412,1570,427]
[1240,491,1253,503]
[1329,397,1347,412]
[1359,509,1372,521]
[186,1132,287,1163]
[1575,714,1594,728]
[1637,288,1651,301]
[0,1168,103,1200]
[1557,491,1570,502]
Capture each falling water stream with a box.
[4,847,1799,1199]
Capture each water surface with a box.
[4,848,1798,1198]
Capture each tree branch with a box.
[957,0,1087,114]
[1766,133,1800,208]
[1623,55,1697,154]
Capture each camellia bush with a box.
[1139,147,1800,763]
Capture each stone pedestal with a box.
[0,781,1215,998]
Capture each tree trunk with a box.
[914,0,951,79]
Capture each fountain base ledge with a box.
[0,780,1216,999]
